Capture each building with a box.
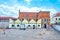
[18,11,50,29]
[0,16,16,28]
[9,18,17,28]
[38,11,50,28]
[53,12,60,25]
[15,19,21,28]
[0,16,9,28]
[0,10,50,29]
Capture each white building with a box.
[53,12,60,25]
[0,17,9,28]
[9,19,41,29]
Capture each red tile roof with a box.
[18,12,37,20]
[54,12,60,17]
[18,11,50,20]
[0,16,17,20]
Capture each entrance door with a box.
[44,24,47,28]
[42,18,47,28]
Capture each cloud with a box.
[25,0,31,2]
[0,3,57,18]
[40,8,57,17]
[0,4,19,18]
[24,0,32,4]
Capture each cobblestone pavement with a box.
[0,28,60,40]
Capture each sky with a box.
[0,0,60,18]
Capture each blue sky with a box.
[0,0,60,18]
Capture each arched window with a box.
[28,25,30,27]
[33,25,35,29]
[38,25,40,27]
[56,18,57,20]
[12,25,14,27]
[17,25,19,27]
[59,18,60,20]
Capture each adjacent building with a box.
[38,11,50,28]
[53,12,60,25]
[0,16,16,28]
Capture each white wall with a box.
[53,17,60,21]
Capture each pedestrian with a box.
[2,28,6,35]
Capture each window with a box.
[38,25,40,27]
[44,19,46,22]
[33,25,35,29]
[42,18,47,22]
[59,18,60,20]
[12,25,14,27]
[28,25,30,27]
[56,18,57,20]
[17,25,19,27]
[33,25,35,27]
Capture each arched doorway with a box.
[42,18,48,28]
[44,24,47,28]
